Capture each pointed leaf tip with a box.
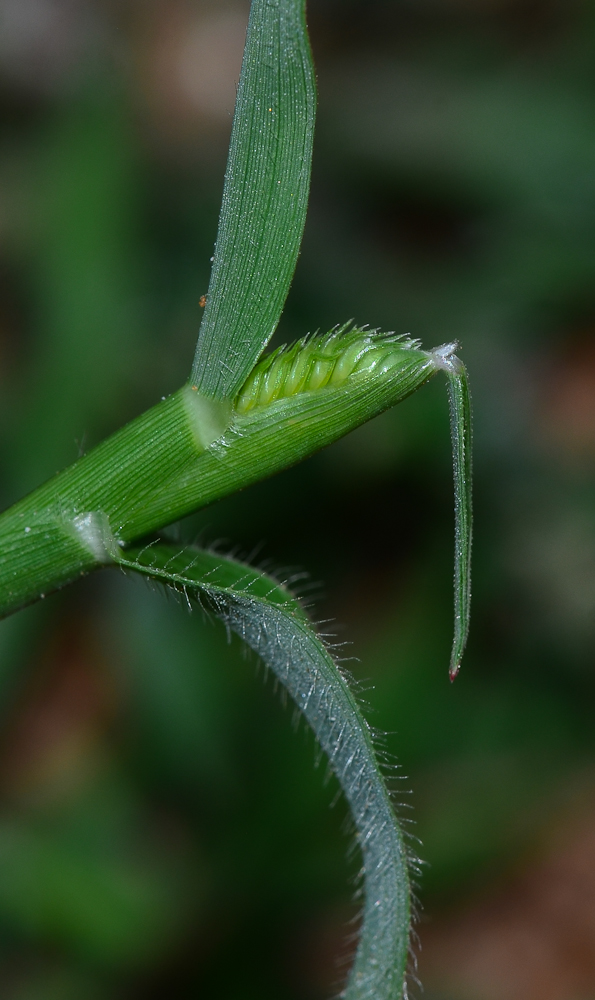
[449,662,461,682]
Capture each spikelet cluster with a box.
[235,323,421,414]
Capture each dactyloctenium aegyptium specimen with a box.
[0,1,471,997]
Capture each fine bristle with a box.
[235,323,422,413]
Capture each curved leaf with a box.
[119,542,413,999]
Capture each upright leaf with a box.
[119,543,413,999]
[190,0,316,400]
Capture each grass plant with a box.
[0,1,472,996]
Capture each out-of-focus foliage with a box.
[1,1,595,998]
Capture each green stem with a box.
[0,345,438,619]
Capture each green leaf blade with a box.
[191,0,316,400]
[429,346,472,680]
[447,357,472,680]
[120,543,413,999]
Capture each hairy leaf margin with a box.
[118,542,414,999]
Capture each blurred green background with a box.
[1,1,595,997]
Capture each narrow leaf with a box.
[191,0,316,400]
[119,542,413,999]
[448,359,472,679]
[431,346,473,679]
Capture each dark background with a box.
[1,1,595,997]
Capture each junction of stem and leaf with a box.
[0,326,471,679]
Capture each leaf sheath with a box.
[0,343,438,619]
